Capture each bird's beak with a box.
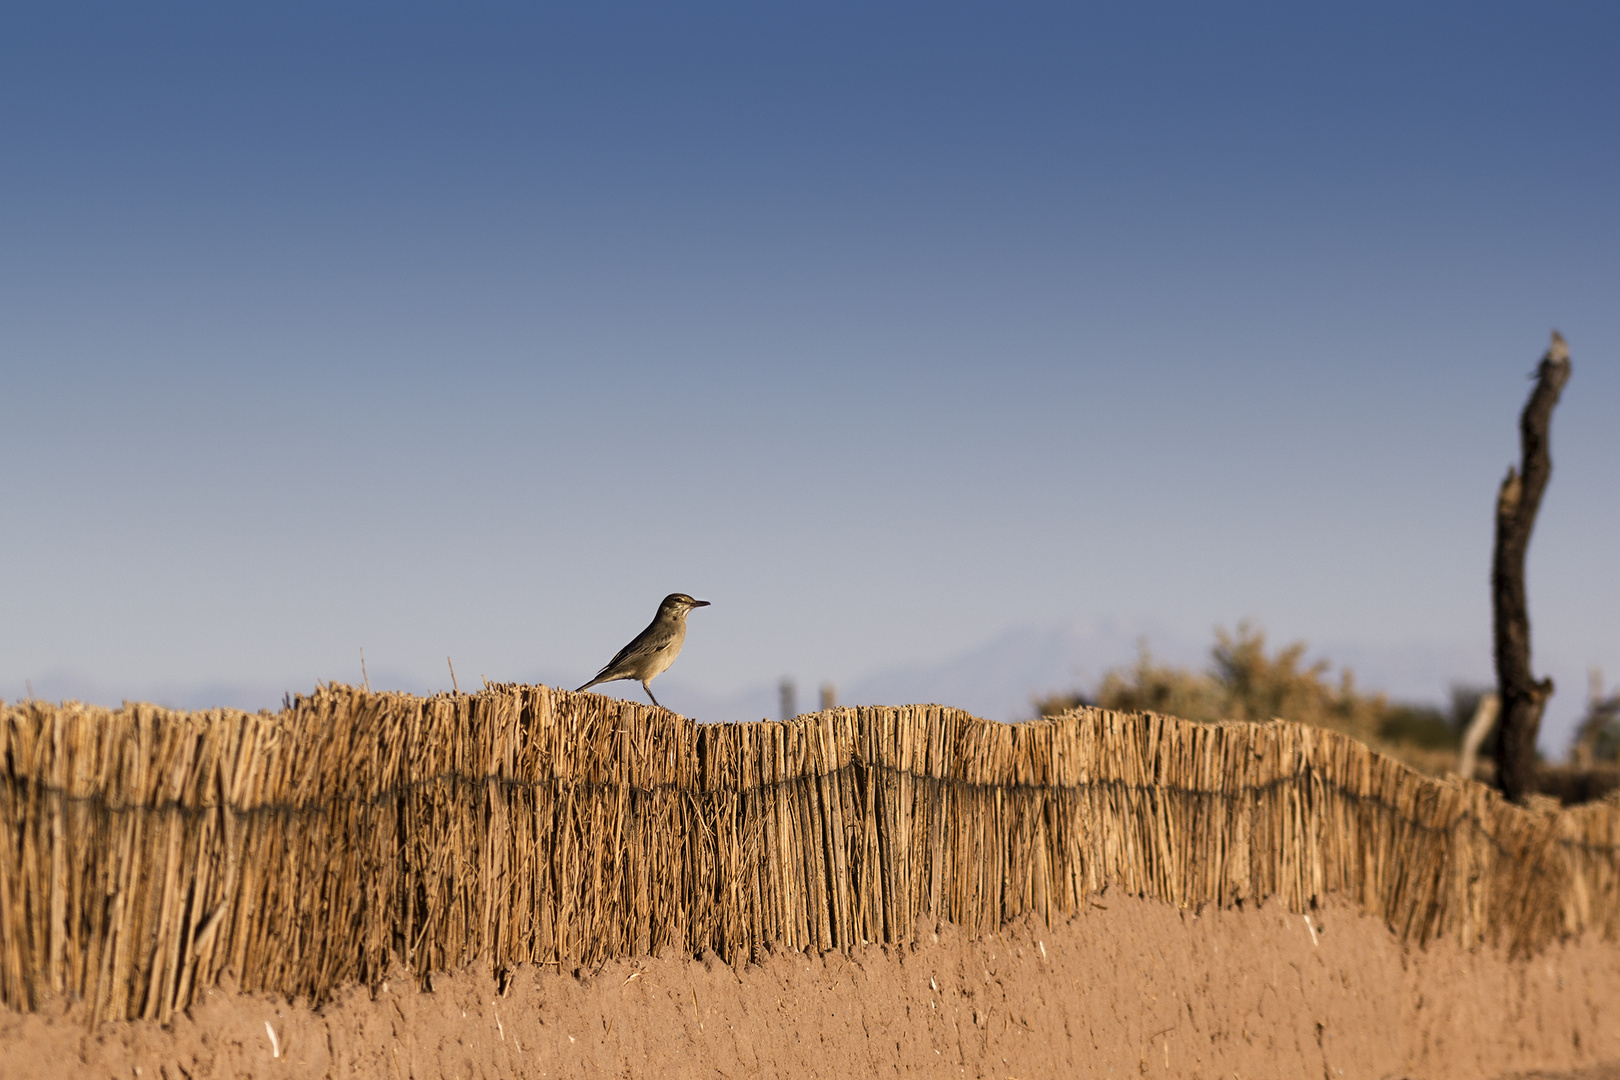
[692,600,711,607]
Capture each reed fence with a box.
[2,684,1617,1025]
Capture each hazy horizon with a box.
[10,612,1523,744]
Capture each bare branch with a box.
[1492,332,1571,802]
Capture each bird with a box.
[575,593,710,710]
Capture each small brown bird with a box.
[575,593,710,709]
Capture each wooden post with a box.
[779,678,796,722]
[1454,692,1499,780]
[1492,332,1571,803]
[819,683,837,711]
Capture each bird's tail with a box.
[574,678,602,694]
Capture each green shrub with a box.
[1379,704,1458,750]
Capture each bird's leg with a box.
[643,682,662,710]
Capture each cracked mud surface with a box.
[3,892,1617,1079]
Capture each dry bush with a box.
[1039,623,1459,772]
[1574,685,1620,766]
[1091,641,1224,724]
[1030,689,1093,718]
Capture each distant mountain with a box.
[834,618,1201,723]
[597,618,1200,726]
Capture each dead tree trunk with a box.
[1492,332,1571,803]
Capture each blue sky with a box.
[3,4,1617,749]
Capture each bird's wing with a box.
[610,623,679,669]
[585,618,679,682]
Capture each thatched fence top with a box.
[2,684,1617,1024]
